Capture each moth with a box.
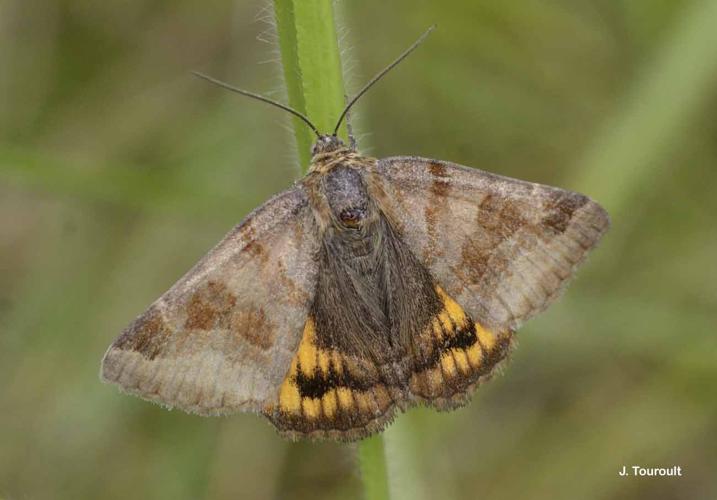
[101,28,609,441]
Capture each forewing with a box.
[101,186,319,415]
[372,157,609,331]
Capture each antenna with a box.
[332,25,436,136]
[192,71,321,137]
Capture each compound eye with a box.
[339,206,365,228]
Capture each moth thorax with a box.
[323,166,370,229]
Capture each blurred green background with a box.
[1,1,716,499]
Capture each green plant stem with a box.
[358,435,391,500]
[273,0,347,170]
[272,1,391,499]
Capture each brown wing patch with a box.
[459,240,489,287]
[114,305,171,360]
[428,160,449,178]
[456,195,529,290]
[541,191,589,234]
[476,194,527,238]
[409,286,513,409]
[423,167,452,266]
[265,316,399,441]
[240,225,270,264]
[184,281,237,330]
[275,260,311,306]
[229,307,274,351]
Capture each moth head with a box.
[311,135,346,157]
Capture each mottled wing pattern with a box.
[101,187,319,415]
[372,157,610,332]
